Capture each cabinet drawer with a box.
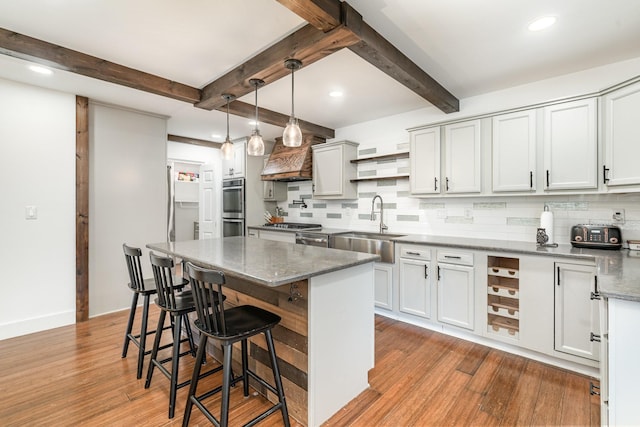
[437,250,473,266]
[399,245,431,261]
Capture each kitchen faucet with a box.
[370,194,388,233]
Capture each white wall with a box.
[0,79,76,340]
[279,57,640,244]
[89,103,168,316]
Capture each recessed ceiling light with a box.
[329,90,343,98]
[248,120,258,126]
[28,65,53,75]
[211,133,222,139]
[528,16,557,32]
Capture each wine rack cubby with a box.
[487,256,520,339]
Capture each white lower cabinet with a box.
[604,297,640,426]
[374,263,394,311]
[437,250,475,330]
[399,257,432,318]
[554,261,599,361]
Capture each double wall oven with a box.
[222,178,245,237]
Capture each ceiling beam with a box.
[222,100,335,139]
[0,28,201,103]
[196,23,360,111]
[0,27,334,136]
[274,0,460,113]
[168,134,222,149]
[276,0,341,32]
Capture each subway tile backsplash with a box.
[269,146,640,245]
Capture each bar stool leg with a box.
[144,310,166,389]
[183,315,196,357]
[220,343,234,427]
[121,293,139,358]
[167,313,184,418]
[241,339,249,396]
[183,334,208,427]
[265,329,290,427]
[136,294,151,379]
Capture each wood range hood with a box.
[261,135,325,181]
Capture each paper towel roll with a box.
[540,207,554,244]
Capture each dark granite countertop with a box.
[147,237,379,287]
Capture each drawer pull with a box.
[406,251,421,256]
[444,255,461,259]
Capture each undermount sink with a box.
[329,232,406,263]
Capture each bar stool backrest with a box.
[149,252,179,309]
[186,262,227,336]
[123,244,146,292]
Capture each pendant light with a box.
[247,78,265,156]
[220,94,235,160]
[283,59,303,147]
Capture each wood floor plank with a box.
[499,360,544,426]
[0,309,599,427]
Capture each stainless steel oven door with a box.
[222,218,245,237]
[222,178,244,219]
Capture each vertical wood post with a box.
[76,96,89,322]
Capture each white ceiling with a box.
[1,0,639,143]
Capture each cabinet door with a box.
[313,144,343,197]
[554,262,599,361]
[399,258,432,318]
[437,263,474,329]
[374,263,393,311]
[492,110,536,192]
[232,141,246,178]
[444,120,481,193]
[410,127,441,194]
[543,99,597,190]
[603,82,640,187]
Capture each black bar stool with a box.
[121,243,188,379]
[183,262,290,427]
[145,252,224,419]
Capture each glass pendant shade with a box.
[220,93,235,160]
[247,131,264,156]
[283,118,302,147]
[283,59,303,147]
[247,78,265,156]
[221,138,234,160]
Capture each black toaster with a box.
[570,224,622,249]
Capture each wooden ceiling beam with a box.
[0,27,334,136]
[196,23,360,111]
[274,0,460,113]
[222,100,335,139]
[168,134,222,149]
[276,0,341,32]
[0,28,201,103]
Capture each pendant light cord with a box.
[254,84,259,132]
[225,96,230,141]
[290,66,295,120]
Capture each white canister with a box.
[540,205,554,244]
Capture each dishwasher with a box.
[295,231,329,247]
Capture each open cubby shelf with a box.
[487,256,520,339]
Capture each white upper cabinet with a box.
[410,126,441,194]
[443,120,481,193]
[543,98,597,190]
[492,110,536,192]
[312,140,358,199]
[602,81,640,187]
[222,139,246,179]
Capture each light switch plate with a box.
[25,205,38,220]
[612,209,625,224]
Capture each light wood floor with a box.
[0,307,599,426]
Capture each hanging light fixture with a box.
[220,94,235,160]
[247,78,265,156]
[283,59,303,147]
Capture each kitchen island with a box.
[147,237,379,427]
